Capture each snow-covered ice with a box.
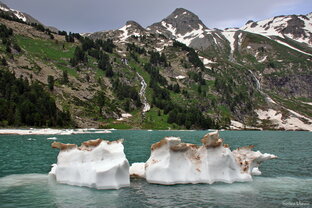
[49,139,130,189]
[130,131,277,185]
[129,162,146,178]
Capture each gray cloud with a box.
[1,0,311,32]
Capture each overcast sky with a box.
[2,0,311,33]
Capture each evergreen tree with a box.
[62,70,69,84]
[106,67,114,77]
[173,84,180,93]
[1,57,7,66]
[6,44,11,53]
[47,75,54,91]
[98,53,110,70]
[13,43,21,52]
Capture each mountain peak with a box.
[169,8,197,18]
[117,20,147,41]
[164,8,208,31]
[148,8,209,41]
[125,20,145,30]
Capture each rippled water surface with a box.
[0,130,311,207]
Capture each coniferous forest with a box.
[0,70,72,127]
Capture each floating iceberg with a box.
[49,139,130,189]
[130,131,277,185]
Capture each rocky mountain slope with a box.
[241,13,312,47]
[0,3,311,130]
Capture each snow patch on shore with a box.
[230,120,262,130]
[117,113,133,121]
[255,109,312,131]
[0,129,112,135]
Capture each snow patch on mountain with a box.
[119,24,131,41]
[242,17,289,38]
[238,32,243,47]
[160,21,207,46]
[222,29,238,54]
[0,4,27,22]
[241,15,312,47]
[273,39,312,56]
[161,21,176,35]
[0,5,9,12]
[175,24,206,45]
[258,56,267,63]
[302,102,312,106]
[199,56,216,65]
[11,9,27,22]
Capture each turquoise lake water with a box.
[0,130,311,208]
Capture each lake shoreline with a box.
[0,127,310,135]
